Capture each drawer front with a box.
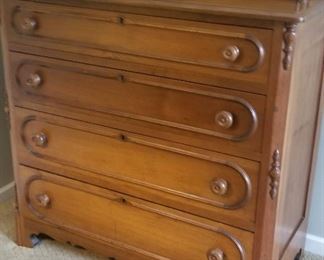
[18,166,254,260]
[7,1,272,93]
[16,108,259,229]
[12,53,265,157]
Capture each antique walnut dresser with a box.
[1,0,324,259]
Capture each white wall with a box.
[306,104,324,256]
[0,40,13,189]
[0,39,14,202]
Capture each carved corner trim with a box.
[296,0,310,11]
[283,23,297,70]
[269,149,281,200]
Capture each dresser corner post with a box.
[15,211,36,248]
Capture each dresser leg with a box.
[16,213,40,248]
[294,249,303,260]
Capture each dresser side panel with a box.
[273,12,324,259]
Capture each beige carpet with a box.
[0,197,105,260]
[0,197,322,260]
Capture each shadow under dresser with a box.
[1,0,324,259]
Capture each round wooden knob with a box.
[208,248,225,260]
[223,45,240,62]
[211,179,229,196]
[20,16,38,32]
[25,73,42,89]
[215,111,234,129]
[36,194,51,208]
[32,132,48,147]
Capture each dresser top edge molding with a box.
[19,0,324,23]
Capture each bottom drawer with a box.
[18,166,253,260]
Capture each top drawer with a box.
[6,0,272,94]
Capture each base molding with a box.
[305,234,324,256]
[0,181,15,202]
[18,216,151,259]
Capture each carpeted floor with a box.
[0,197,323,260]
[0,197,105,260]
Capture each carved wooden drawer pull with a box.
[208,248,225,260]
[32,132,48,148]
[25,73,42,89]
[215,111,234,129]
[36,193,51,208]
[223,45,240,62]
[211,179,229,196]
[20,16,38,32]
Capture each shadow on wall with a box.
[0,37,13,189]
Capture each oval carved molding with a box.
[16,61,259,142]
[20,116,253,210]
[12,7,265,74]
[24,174,246,260]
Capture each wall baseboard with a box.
[0,181,15,202]
[305,233,324,256]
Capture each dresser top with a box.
[29,0,324,23]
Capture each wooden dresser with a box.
[1,1,324,259]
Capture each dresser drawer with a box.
[7,0,272,93]
[18,166,253,259]
[16,108,259,230]
[11,53,265,157]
